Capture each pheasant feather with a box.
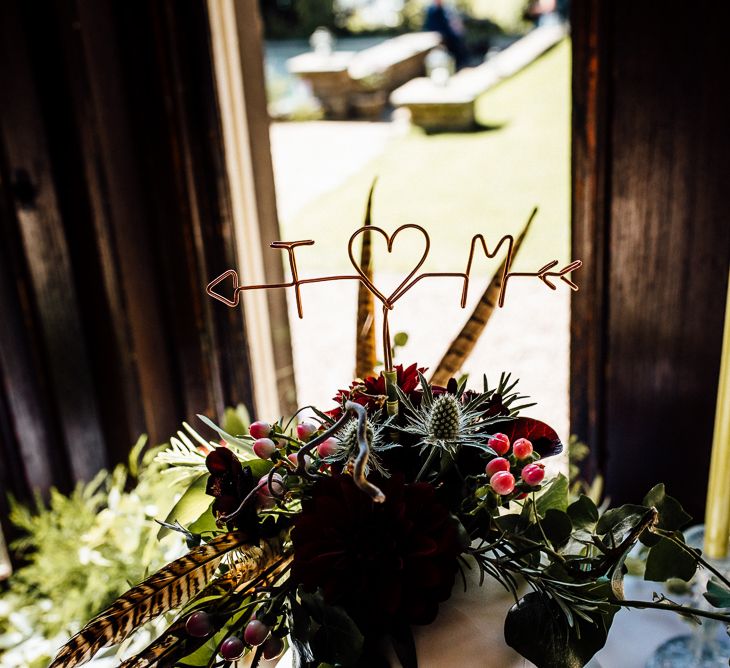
[119,547,291,668]
[355,180,377,379]
[49,531,249,667]
[430,209,535,386]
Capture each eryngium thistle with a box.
[427,394,461,441]
[326,415,396,477]
[338,418,374,454]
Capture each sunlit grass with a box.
[282,38,570,276]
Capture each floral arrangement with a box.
[49,363,730,668]
[48,203,730,667]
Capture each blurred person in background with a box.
[423,0,469,69]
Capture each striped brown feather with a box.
[49,531,249,668]
[120,548,292,668]
[430,210,535,386]
[355,181,377,379]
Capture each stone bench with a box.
[287,32,441,119]
[390,23,568,131]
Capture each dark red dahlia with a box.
[329,363,438,417]
[205,447,258,532]
[291,474,460,631]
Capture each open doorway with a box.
[263,2,573,458]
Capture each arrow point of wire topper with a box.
[206,209,582,372]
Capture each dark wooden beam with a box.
[0,0,108,483]
[570,0,612,482]
[571,1,730,519]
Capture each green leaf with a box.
[595,504,648,545]
[222,404,251,437]
[536,474,569,516]
[541,509,573,547]
[504,591,616,667]
[188,502,218,535]
[197,414,251,450]
[640,484,692,547]
[246,458,274,480]
[300,591,364,666]
[644,533,698,582]
[157,474,210,539]
[393,332,409,347]
[567,495,599,530]
[494,513,522,536]
[704,579,730,609]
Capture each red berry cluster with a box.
[184,611,285,661]
[248,419,326,508]
[484,433,545,498]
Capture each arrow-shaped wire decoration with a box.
[207,208,582,371]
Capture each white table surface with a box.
[268,575,695,668]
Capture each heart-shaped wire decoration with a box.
[347,224,430,308]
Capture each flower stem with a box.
[610,598,730,624]
[415,447,439,482]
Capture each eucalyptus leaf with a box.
[640,484,692,547]
[595,504,648,546]
[704,579,730,609]
[541,509,573,547]
[393,332,409,347]
[300,591,364,666]
[504,591,614,667]
[644,534,698,582]
[568,495,599,530]
[158,474,210,539]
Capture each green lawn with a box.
[282,38,570,276]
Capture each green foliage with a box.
[0,437,185,666]
[535,473,568,515]
[259,0,339,39]
[297,590,364,666]
[568,435,604,504]
[705,579,730,609]
[644,533,697,583]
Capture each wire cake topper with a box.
[207,209,582,371]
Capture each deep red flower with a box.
[291,474,460,631]
[205,447,258,531]
[490,416,563,458]
[329,363,435,418]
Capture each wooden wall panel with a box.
[0,0,293,536]
[571,1,730,519]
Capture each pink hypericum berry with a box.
[253,438,277,459]
[262,636,285,660]
[244,619,270,646]
[513,438,533,460]
[220,635,245,660]
[488,433,511,455]
[249,421,272,439]
[296,421,317,440]
[317,437,339,458]
[287,453,312,469]
[257,474,284,509]
[491,471,516,496]
[185,611,212,638]
[521,462,545,486]
[485,457,510,477]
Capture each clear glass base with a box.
[646,525,730,667]
[646,632,730,667]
